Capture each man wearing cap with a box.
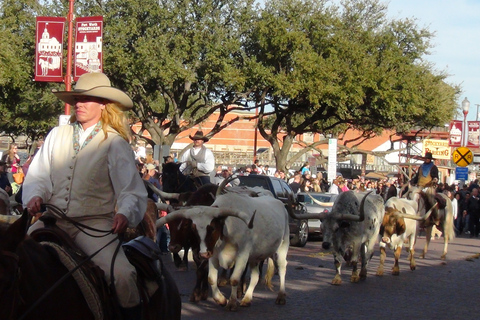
[179,130,215,186]
[22,72,147,319]
[411,152,439,187]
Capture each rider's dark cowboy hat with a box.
[52,72,133,111]
[189,130,209,142]
[424,152,434,160]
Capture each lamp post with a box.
[462,97,470,146]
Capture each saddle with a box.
[30,216,165,319]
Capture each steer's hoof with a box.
[213,295,227,306]
[376,268,384,276]
[225,298,239,311]
[391,269,400,276]
[331,275,342,285]
[275,292,286,305]
[350,275,360,283]
[240,299,251,307]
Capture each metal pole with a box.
[253,106,258,162]
[64,0,75,115]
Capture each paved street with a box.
[163,234,480,320]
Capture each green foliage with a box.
[246,0,458,170]
[0,0,459,170]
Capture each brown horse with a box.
[0,209,181,320]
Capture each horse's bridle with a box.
[1,249,21,320]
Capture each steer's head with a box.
[380,206,406,245]
[321,191,369,260]
[156,206,254,259]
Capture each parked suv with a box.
[237,175,309,247]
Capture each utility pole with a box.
[64,0,75,115]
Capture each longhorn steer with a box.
[302,191,384,285]
[377,197,434,276]
[147,181,218,302]
[156,188,289,310]
[402,185,455,260]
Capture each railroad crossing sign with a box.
[452,147,473,167]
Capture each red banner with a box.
[448,120,463,147]
[467,121,480,148]
[35,17,66,82]
[74,16,103,80]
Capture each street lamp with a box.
[462,97,470,146]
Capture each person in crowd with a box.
[300,162,310,175]
[320,178,329,192]
[310,175,322,192]
[2,143,21,184]
[338,177,349,192]
[0,161,12,196]
[289,172,302,194]
[179,130,215,186]
[274,170,287,181]
[264,165,272,176]
[358,182,367,192]
[300,178,313,192]
[411,152,438,187]
[163,155,174,163]
[454,192,464,235]
[22,72,147,319]
[464,188,480,238]
[143,163,162,202]
[328,177,341,194]
[31,137,44,157]
[376,181,387,199]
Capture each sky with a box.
[386,0,480,121]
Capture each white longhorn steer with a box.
[156,188,289,311]
[377,197,435,276]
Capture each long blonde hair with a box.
[69,102,131,142]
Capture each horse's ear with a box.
[4,209,31,251]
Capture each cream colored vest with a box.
[49,124,120,217]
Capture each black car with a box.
[237,175,309,247]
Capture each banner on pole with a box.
[35,17,66,82]
[467,121,480,148]
[74,16,103,80]
[448,120,463,147]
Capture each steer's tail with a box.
[264,257,275,291]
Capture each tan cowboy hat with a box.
[189,130,209,142]
[52,72,133,111]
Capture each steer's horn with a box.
[398,202,437,221]
[210,207,255,229]
[306,193,334,207]
[156,202,174,213]
[144,180,180,200]
[215,174,238,197]
[155,208,197,228]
